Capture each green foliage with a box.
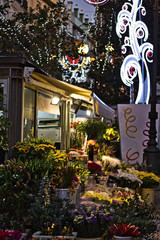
[30,198,73,235]
[0,93,12,151]
[0,3,69,77]
[76,119,110,140]
[0,159,35,224]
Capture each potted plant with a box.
[109,223,140,240]
[30,198,76,240]
[136,171,160,204]
[70,205,112,239]
[50,164,80,205]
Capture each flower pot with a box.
[32,231,77,240]
[141,188,155,204]
[114,236,132,240]
[76,237,102,240]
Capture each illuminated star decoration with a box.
[83,0,109,6]
[116,0,153,104]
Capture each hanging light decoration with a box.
[116,0,153,104]
[59,56,91,83]
[83,0,109,6]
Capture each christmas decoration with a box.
[116,0,153,104]
[83,0,109,6]
[59,56,90,83]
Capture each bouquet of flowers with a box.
[50,165,80,189]
[0,230,22,240]
[101,156,121,173]
[88,161,102,174]
[109,223,140,237]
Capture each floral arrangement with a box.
[109,223,140,236]
[111,187,138,204]
[103,126,120,142]
[50,165,80,190]
[12,138,69,180]
[70,205,112,238]
[136,171,160,188]
[0,230,22,240]
[87,139,96,146]
[117,172,143,189]
[101,155,121,173]
[85,190,111,203]
[84,187,139,205]
[87,161,102,174]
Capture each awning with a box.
[93,93,115,121]
[31,72,92,98]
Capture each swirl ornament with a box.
[116,0,153,104]
[123,107,137,138]
[83,0,109,6]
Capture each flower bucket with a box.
[55,188,77,205]
[114,236,132,240]
[141,188,155,204]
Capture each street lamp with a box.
[143,0,160,175]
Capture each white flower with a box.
[118,172,143,185]
[101,155,121,170]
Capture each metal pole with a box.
[143,0,160,175]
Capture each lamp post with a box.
[143,0,160,175]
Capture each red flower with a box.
[109,223,140,236]
[88,161,102,173]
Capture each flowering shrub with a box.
[136,171,160,188]
[88,161,102,174]
[0,230,22,240]
[109,223,140,236]
[0,159,34,222]
[70,205,112,238]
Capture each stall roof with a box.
[31,72,115,121]
[31,72,92,98]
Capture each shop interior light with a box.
[51,96,60,105]
[86,109,91,116]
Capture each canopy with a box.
[31,72,92,98]
[93,93,115,121]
